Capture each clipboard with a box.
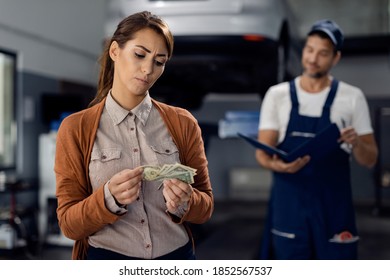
[238,123,341,162]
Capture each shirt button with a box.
[101,155,107,160]
[140,219,145,224]
[165,149,170,153]
[133,148,138,152]
[146,244,151,249]
[129,113,133,116]
[130,127,134,131]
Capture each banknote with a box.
[142,163,197,184]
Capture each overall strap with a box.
[322,79,339,117]
[289,79,339,118]
[289,79,299,113]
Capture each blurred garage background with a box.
[1,0,390,259]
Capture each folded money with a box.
[142,163,197,184]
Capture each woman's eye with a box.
[135,52,145,58]
[155,60,166,67]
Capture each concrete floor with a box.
[195,200,390,260]
[1,199,390,260]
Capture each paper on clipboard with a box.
[238,123,341,162]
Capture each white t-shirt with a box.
[258,76,374,145]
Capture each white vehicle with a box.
[105,0,301,108]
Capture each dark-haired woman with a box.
[55,11,213,260]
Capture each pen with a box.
[341,118,353,149]
[341,118,346,129]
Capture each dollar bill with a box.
[142,163,197,184]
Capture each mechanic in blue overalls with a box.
[255,20,378,259]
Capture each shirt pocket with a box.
[89,148,122,189]
[91,148,121,163]
[150,141,180,165]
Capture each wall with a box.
[0,0,108,178]
[285,0,390,99]
[286,0,389,37]
[0,0,106,85]
[0,1,108,245]
[332,55,390,98]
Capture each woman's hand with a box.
[162,179,193,214]
[107,167,144,206]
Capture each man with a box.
[256,19,378,259]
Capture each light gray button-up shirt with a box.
[88,92,188,259]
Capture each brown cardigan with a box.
[54,97,214,259]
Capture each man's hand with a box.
[270,154,311,173]
[339,126,359,148]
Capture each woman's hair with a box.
[89,11,174,107]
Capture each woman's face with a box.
[109,28,168,108]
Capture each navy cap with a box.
[308,19,344,50]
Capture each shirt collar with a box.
[105,91,152,126]
[132,94,152,126]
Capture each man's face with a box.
[301,34,340,79]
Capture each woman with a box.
[54,11,213,260]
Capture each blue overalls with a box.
[260,79,358,259]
